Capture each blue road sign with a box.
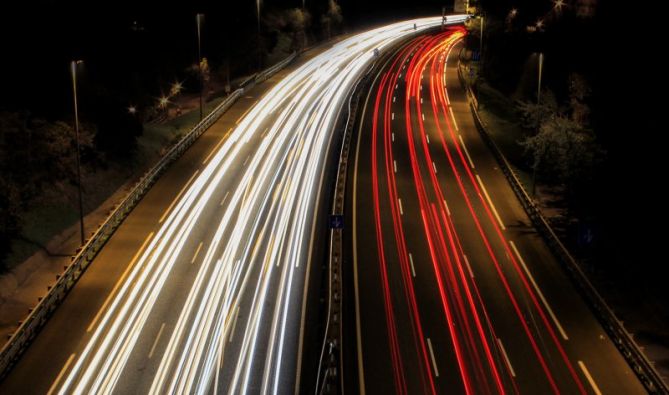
[329,215,344,229]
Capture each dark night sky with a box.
[0,0,658,164]
[0,0,459,118]
[0,1,665,284]
[0,1,661,212]
[0,0,645,109]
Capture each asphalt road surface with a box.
[345,28,647,395]
[0,17,467,395]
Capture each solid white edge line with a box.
[475,174,506,230]
[87,232,155,332]
[497,338,516,377]
[296,95,338,392]
[578,361,603,395]
[148,323,166,359]
[409,253,416,277]
[448,106,459,131]
[47,353,76,395]
[458,134,475,169]
[509,241,569,341]
[202,127,233,165]
[235,99,258,124]
[426,338,440,377]
[351,58,386,395]
[158,170,200,223]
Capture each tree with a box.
[0,112,95,268]
[519,77,602,200]
[0,176,21,271]
[568,73,591,125]
[287,8,311,49]
[522,114,598,184]
[321,0,343,40]
[264,8,312,64]
[517,88,558,130]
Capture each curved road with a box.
[346,29,646,394]
[0,16,468,395]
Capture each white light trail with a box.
[56,15,468,395]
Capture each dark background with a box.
[0,0,452,118]
[0,0,664,308]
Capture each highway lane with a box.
[0,46,323,395]
[1,16,468,395]
[347,29,647,394]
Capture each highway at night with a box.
[0,17,468,395]
[344,28,647,394]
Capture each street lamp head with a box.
[128,105,137,115]
[70,59,84,75]
[170,81,183,96]
[510,8,518,17]
[158,96,169,108]
[536,19,544,29]
[554,0,565,10]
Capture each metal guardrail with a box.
[235,52,297,93]
[315,60,375,395]
[0,52,300,381]
[256,52,297,84]
[315,26,455,394]
[456,60,669,394]
[238,74,258,91]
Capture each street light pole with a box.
[70,60,85,246]
[531,52,544,197]
[257,0,262,71]
[479,14,484,68]
[537,52,544,104]
[196,13,204,121]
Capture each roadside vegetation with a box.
[0,3,346,271]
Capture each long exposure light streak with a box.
[53,15,468,395]
[361,25,592,394]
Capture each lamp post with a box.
[554,0,565,12]
[196,13,204,121]
[479,14,484,68]
[257,0,262,70]
[531,52,544,197]
[70,60,85,246]
[537,52,544,104]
